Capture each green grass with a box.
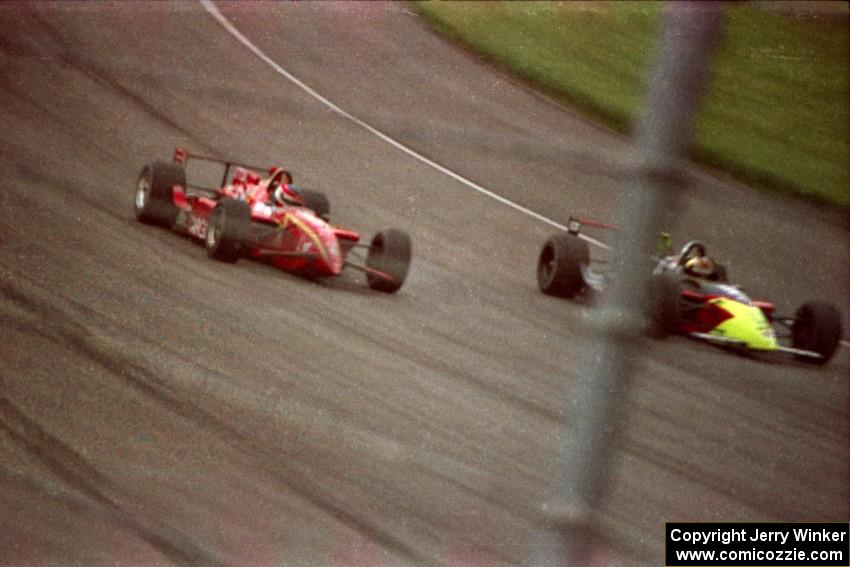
[416,1,849,206]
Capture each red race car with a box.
[134,148,412,293]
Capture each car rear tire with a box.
[134,161,185,227]
[206,199,251,263]
[301,189,330,222]
[537,233,589,298]
[366,229,412,293]
[792,300,842,365]
[647,273,682,338]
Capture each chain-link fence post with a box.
[536,3,725,565]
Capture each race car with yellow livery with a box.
[134,148,412,293]
[537,217,843,365]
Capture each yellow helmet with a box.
[684,256,716,278]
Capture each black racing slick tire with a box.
[647,273,682,338]
[206,199,251,263]
[134,161,185,227]
[301,189,330,223]
[366,229,412,294]
[537,233,589,298]
[792,300,842,365]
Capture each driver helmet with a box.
[684,256,717,279]
[273,183,303,206]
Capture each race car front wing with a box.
[688,332,823,360]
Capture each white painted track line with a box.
[199,0,610,251]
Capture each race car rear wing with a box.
[566,216,619,235]
[567,216,678,259]
[172,147,292,193]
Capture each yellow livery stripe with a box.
[710,298,778,351]
[284,212,329,264]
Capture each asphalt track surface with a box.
[1,3,847,566]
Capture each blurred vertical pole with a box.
[536,3,724,566]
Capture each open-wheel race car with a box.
[134,148,412,293]
[537,217,844,365]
